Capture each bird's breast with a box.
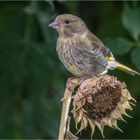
[56,37,83,76]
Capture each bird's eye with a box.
[64,20,70,24]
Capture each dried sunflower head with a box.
[72,75,136,138]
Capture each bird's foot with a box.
[61,77,80,102]
[66,77,78,91]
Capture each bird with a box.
[49,14,140,77]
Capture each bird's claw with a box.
[66,77,77,91]
[61,77,80,102]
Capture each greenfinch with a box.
[49,14,140,77]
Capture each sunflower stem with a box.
[58,78,80,140]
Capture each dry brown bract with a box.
[72,75,136,137]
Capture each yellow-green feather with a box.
[116,63,140,76]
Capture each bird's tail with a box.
[116,62,140,76]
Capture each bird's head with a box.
[49,14,88,37]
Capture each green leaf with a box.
[131,47,140,70]
[122,4,140,40]
[104,37,134,55]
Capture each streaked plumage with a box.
[49,14,140,77]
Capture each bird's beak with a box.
[48,21,61,29]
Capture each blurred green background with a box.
[0,1,140,139]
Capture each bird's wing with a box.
[76,33,109,68]
[88,32,115,61]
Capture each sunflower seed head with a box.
[72,75,135,138]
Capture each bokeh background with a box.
[0,1,140,139]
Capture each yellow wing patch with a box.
[106,56,114,61]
